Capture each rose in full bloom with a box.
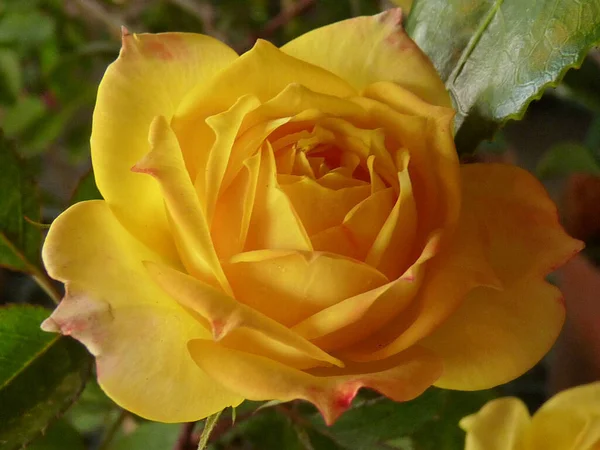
[41,10,581,424]
[461,382,600,450]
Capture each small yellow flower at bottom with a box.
[461,382,600,450]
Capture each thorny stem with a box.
[197,410,222,450]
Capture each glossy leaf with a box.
[0,305,91,450]
[310,389,443,450]
[407,0,600,153]
[0,133,43,272]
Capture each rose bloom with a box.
[461,382,600,450]
[41,10,581,424]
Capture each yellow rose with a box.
[41,10,581,424]
[461,382,600,450]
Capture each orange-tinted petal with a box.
[366,156,417,279]
[223,249,388,327]
[342,203,501,362]
[279,176,370,236]
[41,201,242,422]
[188,340,442,425]
[282,9,450,106]
[291,270,421,352]
[422,164,583,390]
[92,32,236,262]
[311,187,396,260]
[244,143,312,252]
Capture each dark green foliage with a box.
[0,305,91,450]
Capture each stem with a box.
[31,266,61,305]
[197,411,222,450]
[98,409,127,450]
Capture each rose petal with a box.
[423,279,565,390]
[352,95,459,253]
[132,116,230,292]
[145,261,343,369]
[291,270,421,352]
[211,152,261,260]
[460,398,531,450]
[341,201,501,362]
[204,95,261,221]
[41,201,242,422]
[528,382,600,450]
[366,155,417,279]
[420,164,583,390]
[187,339,442,425]
[222,249,389,327]
[92,32,237,262]
[279,177,370,236]
[281,9,450,107]
[311,187,396,260]
[173,39,356,164]
[244,143,313,252]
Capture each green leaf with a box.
[0,49,21,103]
[222,409,310,450]
[407,0,600,153]
[0,133,43,272]
[108,423,181,450]
[0,10,56,49]
[0,305,92,450]
[65,380,117,433]
[70,170,102,204]
[408,389,498,450]
[26,420,85,450]
[2,96,46,138]
[310,389,444,450]
[537,142,600,179]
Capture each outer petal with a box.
[41,201,242,422]
[422,164,583,390]
[92,32,237,261]
[528,382,600,450]
[460,398,531,450]
[188,340,442,425]
[282,9,450,107]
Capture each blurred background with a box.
[0,0,599,449]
